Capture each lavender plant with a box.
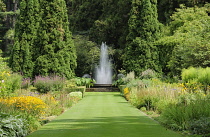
[33,75,65,93]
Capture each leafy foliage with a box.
[69,92,83,100]
[123,0,161,76]
[158,96,210,133]
[0,113,29,137]
[156,5,210,76]
[9,0,40,78]
[4,73,22,94]
[74,77,95,88]
[10,0,77,78]
[0,96,47,117]
[182,67,210,93]
[34,0,76,79]
[33,75,65,93]
[188,117,210,136]
[73,35,99,76]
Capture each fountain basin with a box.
[86,84,119,92]
[93,84,113,88]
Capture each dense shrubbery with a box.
[0,96,47,117]
[0,113,29,137]
[73,77,95,88]
[0,90,81,136]
[69,92,83,100]
[0,55,85,136]
[158,94,210,133]
[182,67,210,94]
[4,73,22,94]
[117,68,210,136]
[33,75,66,93]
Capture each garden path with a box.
[27,92,181,137]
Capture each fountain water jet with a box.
[95,43,112,85]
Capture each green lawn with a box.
[27,92,182,137]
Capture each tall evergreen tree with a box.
[10,0,76,78]
[34,0,76,78]
[123,0,161,76]
[10,0,40,77]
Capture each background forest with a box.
[0,0,210,78]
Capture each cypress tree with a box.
[10,0,76,78]
[34,0,76,78]
[123,0,161,76]
[10,0,40,77]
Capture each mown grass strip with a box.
[27,92,181,137]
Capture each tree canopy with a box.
[0,0,209,78]
[155,5,210,77]
[123,0,161,76]
[10,0,76,78]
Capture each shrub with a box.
[23,114,41,133]
[181,67,210,93]
[21,78,31,89]
[197,67,210,93]
[123,87,130,100]
[33,75,65,93]
[0,72,22,97]
[188,117,210,136]
[158,97,210,133]
[0,52,10,72]
[0,96,47,117]
[140,69,157,79]
[5,73,22,94]
[182,67,199,83]
[128,78,179,111]
[42,95,63,116]
[0,71,11,97]
[112,78,126,86]
[0,113,29,137]
[123,71,135,83]
[69,92,83,100]
[74,77,95,88]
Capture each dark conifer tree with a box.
[10,0,40,77]
[123,0,161,76]
[34,0,76,78]
[10,0,76,78]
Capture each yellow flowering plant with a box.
[123,87,130,100]
[123,87,129,95]
[0,96,48,117]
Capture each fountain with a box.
[95,42,112,86]
[86,43,119,92]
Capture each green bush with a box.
[21,78,31,89]
[127,78,178,112]
[181,67,210,93]
[158,97,210,133]
[0,72,22,97]
[64,86,86,97]
[68,92,83,100]
[140,69,157,79]
[74,77,95,88]
[154,99,173,114]
[188,117,210,136]
[0,100,42,133]
[0,113,29,137]
[118,85,126,94]
[33,75,65,93]
[5,73,22,93]
[112,78,126,86]
[182,67,199,83]
[0,51,10,72]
